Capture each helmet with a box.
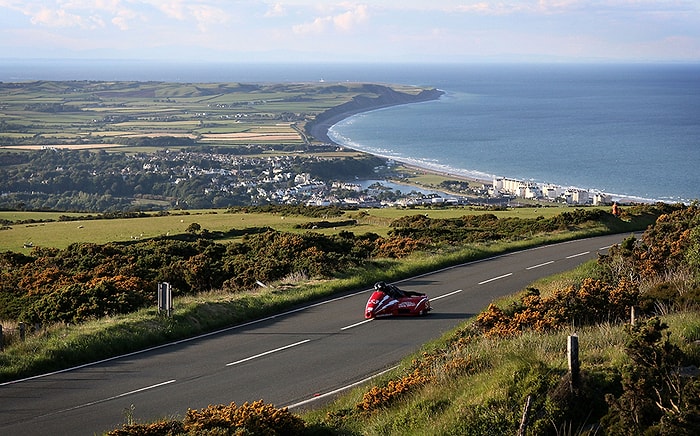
[374,281,387,291]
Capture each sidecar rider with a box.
[374,281,422,299]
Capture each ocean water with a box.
[329,64,700,204]
[2,60,699,203]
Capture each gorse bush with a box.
[106,400,304,436]
[602,317,700,435]
[2,204,668,325]
[387,206,661,244]
[474,278,640,337]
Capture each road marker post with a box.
[157,282,173,317]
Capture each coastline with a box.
[306,86,494,187]
[306,85,444,145]
[312,96,660,204]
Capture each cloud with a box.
[146,1,230,31]
[150,1,187,21]
[190,4,230,32]
[293,4,368,35]
[30,6,104,29]
[111,8,140,31]
[0,1,138,30]
[265,2,286,17]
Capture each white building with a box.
[563,188,590,205]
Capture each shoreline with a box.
[306,87,493,187]
[306,86,444,145]
[313,98,662,205]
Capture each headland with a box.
[306,85,444,145]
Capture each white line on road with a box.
[287,365,399,409]
[341,319,373,330]
[226,339,311,366]
[566,251,590,259]
[431,289,463,301]
[49,379,177,416]
[478,273,512,285]
[526,261,555,270]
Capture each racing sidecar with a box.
[365,281,431,319]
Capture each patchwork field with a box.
[0,81,428,148]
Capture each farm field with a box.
[0,81,429,149]
[0,205,594,251]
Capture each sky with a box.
[1,1,699,63]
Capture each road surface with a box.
[0,233,628,435]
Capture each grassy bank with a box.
[300,309,700,435]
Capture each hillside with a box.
[98,204,700,435]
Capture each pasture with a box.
[0,205,586,252]
[0,81,427,148]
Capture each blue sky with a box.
[1,1,698,63]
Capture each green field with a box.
[0,205,597,252]
[0,81,429,148]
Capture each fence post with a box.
[0,325,3,351]
[517,395,532,436]
[19,322,26,342]
[568,334,579,392]
[630,306,636,325]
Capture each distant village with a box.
[9,147,614,211]
[154,148,613,208]
[133,151,616,208]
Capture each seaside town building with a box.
[492,177,605,205]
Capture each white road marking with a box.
[478,273,512,285]
[287,365,399,409]
[566,251,590,259]
[341,319,373,330]
[226,339,311,366]
[526,261,555,270]
[431,289,463,301]
[50,380,177,415]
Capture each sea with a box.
[2,60,699,203]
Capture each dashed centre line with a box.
[566,251,590,259]
[526,260,555,270]
[478,273,513,285]
[226,339,311,366]
[341,319,373,330]
[431,289,463,301]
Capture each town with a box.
[0,145,615,213]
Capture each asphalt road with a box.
[0,233,630,435]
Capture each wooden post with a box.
[517,395,532,436]
[0,325,3,351]
[630,306,636,325]
[19,322,26,342]
[568,334,579,392]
